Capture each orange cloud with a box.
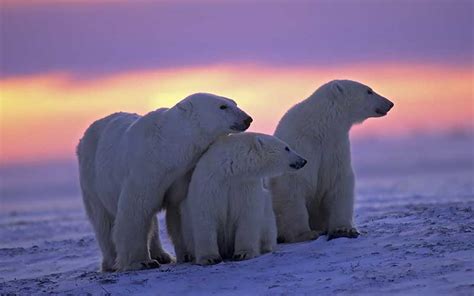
[0,63,472,164]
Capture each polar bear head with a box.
[176,93,253,136]
[252,134,307,177]
[209,133,307,179]
[329,80,394,124]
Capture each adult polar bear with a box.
[180,133,307,265]
[77,93,252,271]
[271,80,394,243]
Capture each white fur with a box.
[271,80,394,242]
[180,132,306,265]
[77,93,251,271]
[162,171,193,264]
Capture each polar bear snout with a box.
[231,115,253,131]
[244,116,253,126]
[290,157,307,170]
[374,97,394,117]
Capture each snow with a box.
[1,133,473,295]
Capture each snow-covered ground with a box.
[1,133,473,295]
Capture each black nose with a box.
[290,158,307,170]
[388,102,394,110]
[244,116,253,127]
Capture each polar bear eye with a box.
[367,89,374,95]
[285,147,290,152]
[220,105,228,110]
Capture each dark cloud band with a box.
[1,1,472,77]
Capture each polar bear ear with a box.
[177,100,194,114]
[331,80,344,96]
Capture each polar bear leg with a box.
[149,215,174,264]
[233,210,261,261]
[260,223,277,254]
[308,200,328,233]
[113,187,159,271]
[83,194,117,272]
[260,229,276,254]
[193,217,221,265]
[260,218,277,254]
[260,197,277,254]
[276,193,319,243]
[326,174,359,240]
[179,205,196,263]
[165,205,190,263]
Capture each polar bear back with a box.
[78,109,171,214]
[78,111,141,214]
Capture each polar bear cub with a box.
[271,80,394,243]
[180,132,307,265]
[77,93,252,271]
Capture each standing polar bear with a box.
[271,80,394,243]
[180,132,307,265]
[77,93,252,271]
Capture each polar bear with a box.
[179,132,307,265]
[271,80,394,243]
[76,93,252,271]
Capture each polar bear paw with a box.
[140,259,161,269]
[260,245,274,254]
[101,260,117,273]
[296,230,321,242]
[152,252,175,264]
[278,230,320,243]
[176,253,194,263]
[183,253,194,263]
[327,227,360,240]
[232,250,257,261]
[118,259,160,271]
[101,256,117,272]
[196,255,222,266]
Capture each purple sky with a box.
[1,0,472,77]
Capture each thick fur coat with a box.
[180,132,307,265]
[271,80,394,243]
[77,93,252,271]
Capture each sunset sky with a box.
[0,0,473,164]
